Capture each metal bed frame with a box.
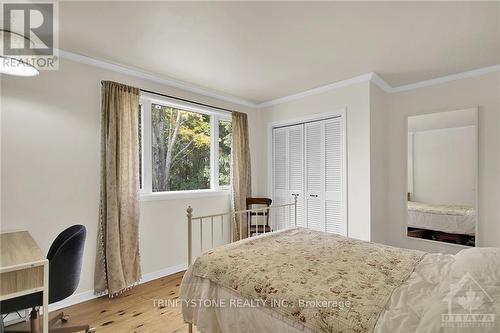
[185,195,298,333]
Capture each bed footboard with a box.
[186,195,298,266]
[185,196,297,333]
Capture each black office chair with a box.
[0,225,94,333]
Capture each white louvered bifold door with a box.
[272,127,289,230]
[287,125,305,227]
[324,118,345,235]
[272,115,345,235]
[305,121,325,232]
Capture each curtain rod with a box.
[140,88,235,114]
[101,81,235,114]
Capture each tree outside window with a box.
[151,104,211,192]
[218,120,231,187]
[141,98,232,195]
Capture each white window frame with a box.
[139,92,232,201]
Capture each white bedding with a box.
[408,202,476,235]
[181,248,500,333]
[375,253,499,332]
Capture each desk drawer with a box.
[0,265,44,297]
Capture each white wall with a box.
[381,72,499,253]
[369,83,388,244]
[0,58,257,294]
[411,126,476,206]
[256,82,372,241]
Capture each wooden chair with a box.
[246,197,273,236]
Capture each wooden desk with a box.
[0,231,49,332]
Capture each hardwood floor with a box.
[8,271,198,333]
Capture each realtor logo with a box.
[1,1,58,70]
[441,273,495,328]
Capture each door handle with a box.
[309,194,318,198]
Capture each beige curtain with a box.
[231,112,252,241]
[95,81,142,297]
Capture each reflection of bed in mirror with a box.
[407,201,476,246]
[406,108,477,247]
[407,201,476,235]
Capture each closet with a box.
[271,115,346,236]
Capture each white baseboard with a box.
[48,289,97,312]
[48,262,188,312]
[140,263,188,284]
[2,263,188,326]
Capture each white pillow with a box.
[451,247,500,285]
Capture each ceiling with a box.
[59,1,500,104]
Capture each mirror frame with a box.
[405,108,479,248]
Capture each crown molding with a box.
[257,73,375,108]
[388,64,500,93]
[57,49,258,108]
[57,49,499,109]
[370,72,393,93]
[258,65,500,108]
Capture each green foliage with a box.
[169,110,211,191]
[151,104,211,191]
[219,120,232,186]
[150,104,231,192]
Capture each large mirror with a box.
[407,109,477,247]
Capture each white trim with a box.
[139,94,232,198]
[390,64,500,93]
[141,100,153,194]
[47,263,188,312]
[140,263,188,283]
[258,73,374,108]
[407,132,414,197]
[409,124,475,134]
[259,65,500,107]
[342,111,348,237]
[210,115,217,191]
[140,189,230,202]
[58,48,499,108]
[267,109,348,235]
[58,49,257,108]
[47,289,96,313]
[370,72,393,93]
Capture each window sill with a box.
[139,189,231,202]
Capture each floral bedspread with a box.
[408,201,475,216]
[192,228,425,333]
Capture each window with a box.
[140,94,232,198]
[218,120,231,187]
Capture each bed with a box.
[407,201,476,235]
[181,203,499,333]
